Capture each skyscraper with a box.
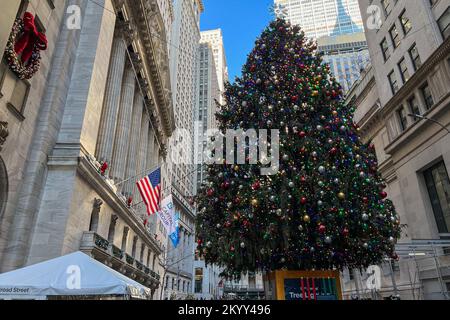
[200,29,229,104]
[162,0,204,300]
[274,0,370,92]
[274,0,364,39]
[192,37,225,300]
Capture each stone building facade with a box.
[0,0,175,299]
[161,0,204,300]
[193,41,222,300]
[341,0,450,300]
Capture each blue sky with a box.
[200,0,274,82]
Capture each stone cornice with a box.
[132,0,175,135]
[356,104,384,139]
[382,36,450,117]
[384,91,450,156]
[113,0,175,142]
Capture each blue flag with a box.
[169,212,180,248]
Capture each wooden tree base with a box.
[263,270,343,300]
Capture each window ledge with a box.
[6,102,25,122]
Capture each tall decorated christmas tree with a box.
[195,19,401,279]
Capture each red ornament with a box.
[207,189,214,197]
[343,228,349,237]
[330,147,338,155]
[299,131,306,138]
[363,197,369,204]
[100,162,108,175]
[251,181,261,190]
[300,176,307,183]
[318,224,326,234]
[300,197,307,205]
[380,191,388,199]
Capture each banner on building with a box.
[157,195,176,235]
[169,212,180,248]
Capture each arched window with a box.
[107,214,118,243]
[0,155,8,219]
[152,254,157,270]
[121,227,129,251]
[131,236,138,257]
[89,198,102,232]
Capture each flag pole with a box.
[114,164,161,187]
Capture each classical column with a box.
[110,62,136,185]
[123,91,144,196]
[137,111,150,178]
[95,31,127,164]
[147,128,156,169]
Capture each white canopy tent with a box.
[0,251,151,300]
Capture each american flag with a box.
[136,168,161,218]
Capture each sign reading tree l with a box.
[195,19,401,281]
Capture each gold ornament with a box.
[338,192,346,200]
[303,215,311,223]
[251,199,259,207]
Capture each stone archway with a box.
[0,156,8,219]
[0,121,9,219]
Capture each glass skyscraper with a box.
[274,0,370,92]
[274,0,364,39]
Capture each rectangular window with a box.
[388,70,398,94]
[195,268,203,293]
[399,10,412,34]
[438,7,450,40]
[408,95,421,119]
[397,106,408,131]
[381,38,390,61]
[409,43,422,71]
[398,57,410,83]
[421,82,434,109]
[390,24,401,48]
[382,0,392,16]
[424,161,450,234]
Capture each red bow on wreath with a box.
[14,12,48,64]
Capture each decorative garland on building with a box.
[4,12,48,80]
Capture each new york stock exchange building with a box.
[0,0,179,300]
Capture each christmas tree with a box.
[195,19,401,278]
